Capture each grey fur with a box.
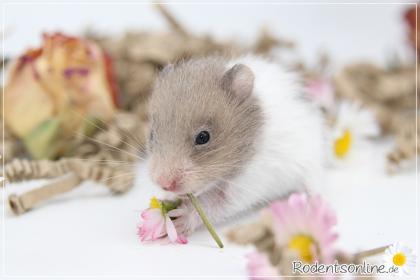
[148,56,264,195]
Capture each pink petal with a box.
[151,219,166,240]
[288,192,307,210]
[139,209,165,241]
[176,234,188,244]
[141,208,161,220]
[165,216,178,243]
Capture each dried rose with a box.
[4,32,119,159]
[404,6,419,54]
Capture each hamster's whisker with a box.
[70,108,110,133]
[183,167,227,177]
[184,161,243,175]
[195,153,287,172]
[69,158,137,166]
[117,125,148,153]
[192,140,248,161]
[99,171,136,183]
[193,140,258,162]
[75,132,145,161]
[71,110,147,156]
[193,146,227,161]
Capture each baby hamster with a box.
[147,55,324,235]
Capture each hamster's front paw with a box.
[172,199,201,236]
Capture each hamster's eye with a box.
[195,131,210,145]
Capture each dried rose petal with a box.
[4,32,120,159]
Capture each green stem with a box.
[187,193,224,248]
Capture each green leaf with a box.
[23,118,61,159]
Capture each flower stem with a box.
[187,193,224,248]
[353,245,389,262]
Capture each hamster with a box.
[147,55,324,235]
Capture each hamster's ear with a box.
[221,64,254,101]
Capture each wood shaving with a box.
[0,120,23,162]
[3,158,73,183]
[8,174,82,215]
[3,157,134,193]
[387,116,418,173]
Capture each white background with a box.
[1,1,418,279]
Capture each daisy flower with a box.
[137,197,187,244]
[383,242,416,275]
[269,192,338,264]
[331,102,379,161]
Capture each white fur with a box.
[209,55,325,220]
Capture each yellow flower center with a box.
[288,234,315,263]
[392,252,406,267]
[149,197,162,209]
[334,129,352,158]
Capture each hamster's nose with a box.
[157,176,179,191]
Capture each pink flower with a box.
[269,193,338,264]
[137,197,187,244]
[246,252,280,279]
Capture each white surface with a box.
[1,140,417,278]
[1,1,418,279]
